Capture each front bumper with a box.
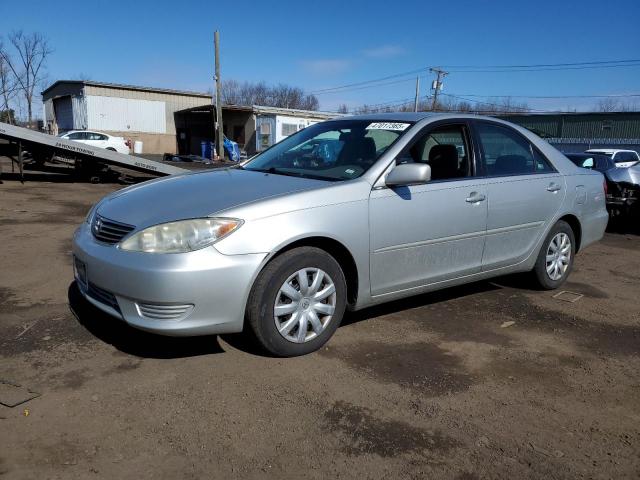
[72,222,267,336]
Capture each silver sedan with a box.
[72,113,608,356]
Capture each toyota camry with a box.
[72,113,608,356]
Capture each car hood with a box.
[606,164,640,186]
[96,168,329,228]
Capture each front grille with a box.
[87,282,120,312]
[136,302,194,320]
[91,214,135,244]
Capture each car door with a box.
[95,133,110,149]
[472,121,565,271]
[83,132,102,148]
[369,121,489,296]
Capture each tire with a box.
[531,220,576,290]
[246,247,347,357]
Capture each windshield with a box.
[243,120,413,181]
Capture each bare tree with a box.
[0,31,52,127]
[595,98,640,112]
[221,79,319,110]
[0,40,18,124]
[596,98,619,112]
[337,104,349,114]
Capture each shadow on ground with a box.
[343,278,513,327]
[606,213,640,235]
[1,160,149,184]
[68,282,225,359]
[69,274,545,359]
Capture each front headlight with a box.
[119,218,242,253]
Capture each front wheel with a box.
[531,220,575,289]
[246,247,347,357]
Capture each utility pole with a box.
[214,30,224,161]
[430,67,448,111]
[413,76,420,112]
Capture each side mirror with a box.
[385,163,431,187]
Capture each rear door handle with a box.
[547,183,561,193]
[465,192,486,203]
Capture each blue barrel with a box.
[200,140,213,160]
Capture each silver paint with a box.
[72,113,609,337]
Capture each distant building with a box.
[42,80,338,156]
[499,112,640,153]
[174,104,337,157]
[42,80,211,154]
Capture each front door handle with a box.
[547,183,561,193]
[465,192,486,203]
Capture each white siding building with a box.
[42,81,211,154]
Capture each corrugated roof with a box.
[176,103,339,119]
[42,80,211,98]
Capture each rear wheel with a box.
[246,247,347,357]
[532,220,575,289]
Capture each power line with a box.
[440,93,557,113]
[309,58,640,97]
[440,93,640,99]
[329,94,430,114]
[440,59,640,69]
[309,68,425,94]
[447,63,640,73]
[313,76,425,96]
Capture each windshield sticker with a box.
[366,122,410,131]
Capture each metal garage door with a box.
[53,96,73,131]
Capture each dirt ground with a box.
[1,159,639,479]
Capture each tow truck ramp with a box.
[0,122,188,178]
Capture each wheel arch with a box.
[259,236,359,308]
[558,214,582,252]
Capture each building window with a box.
[281,123,298,137]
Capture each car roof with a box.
[66,130,110,135]
[565,152,610,159]
[337,112,439,122]
[585,148,633,154]
[335,112,521,123]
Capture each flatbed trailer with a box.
[0,122,188,180]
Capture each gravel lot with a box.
[1,159,639,479]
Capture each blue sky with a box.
[1,0,639,113]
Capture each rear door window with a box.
[475,122,554,176]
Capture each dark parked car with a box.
[565,152,639,216]
[565,153,615,174]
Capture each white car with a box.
[58,130,131,155]
[585,149,639,168]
